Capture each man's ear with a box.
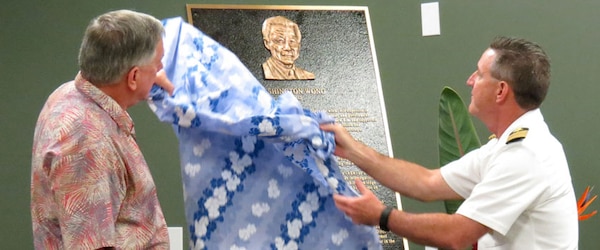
[496,81,511,103]
[263,39,270,49]
[126,66,139,91]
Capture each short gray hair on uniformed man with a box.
[78,9,164,86]
[489,36,551,110]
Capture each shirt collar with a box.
[74,74,136,137]
[498,109,542,143]
[267,57,297,77]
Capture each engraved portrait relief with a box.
[262,16,315,80]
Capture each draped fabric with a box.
[149,17,382,250]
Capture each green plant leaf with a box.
[438,86,481,214]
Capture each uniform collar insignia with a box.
[506,127,529,144]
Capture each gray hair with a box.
[78,9,164,85]
[489,36,551,110]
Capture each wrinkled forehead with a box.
[269,25,300,41]
[270,23,297,32]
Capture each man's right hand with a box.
[319,123,357,160]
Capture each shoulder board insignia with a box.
[506,127,529,144]
[488,134,497,140]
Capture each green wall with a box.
[1,1,598,249]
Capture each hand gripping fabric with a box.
[148,17,382,250]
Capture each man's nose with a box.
[466,72,475,86]
[283,40,291,49]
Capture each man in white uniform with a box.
[321,36,578,249]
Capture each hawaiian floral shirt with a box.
[31,76,169,249]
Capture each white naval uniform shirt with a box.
[441,109,578,249]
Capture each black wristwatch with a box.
[379,205,394,231]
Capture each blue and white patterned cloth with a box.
[149,17,382,250]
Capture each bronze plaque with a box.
[187,4,406,249]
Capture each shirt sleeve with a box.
[49,141,126,249]
[444,145,546,235]
[440,147,483,199]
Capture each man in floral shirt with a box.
[31,10,170,249]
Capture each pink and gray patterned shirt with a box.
[31,75,169,249]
